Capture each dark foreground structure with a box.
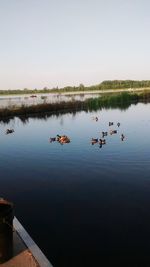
[0,199,53,267]
[3,217,53,267]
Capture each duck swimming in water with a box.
[92,116,98,122]
[91,138,98,144]
[121,134,125,141]
[57,135,70,144]
[109,122,113,126]
[6,129,14,134]
[117,122,120,127]
[110,130,117,135]
[102,131,108,137]
[99,139,106,145]
[49,137,56,142]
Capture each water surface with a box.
[0,103,150,266]
[0,93,101,108]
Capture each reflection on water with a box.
[0,93,102,108]
[1,103,150,266]
[0,99,136,125]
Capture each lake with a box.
[1,102,150,266]
[0,92,101,108]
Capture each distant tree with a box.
[43,87,50,92]
[79,84,85,90]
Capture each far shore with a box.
[0,87,150,97]
[59,87,150,95]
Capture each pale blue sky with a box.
[0,0,150,90]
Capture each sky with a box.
[0,0,150,90]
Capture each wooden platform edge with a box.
[13,217,53,267]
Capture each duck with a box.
[117,122,120,127]
[109,122,113,126]
[92,116,98,121]
[49,137,56,142]
[91,138,98,144]
[110,130,117,135]
[121,134,125,141]
[6,129,14,134]
[56,134,61,141]
[61,136,70,144]
[102,131,108,137]
[57,135,70,144]
[99,139,106,145]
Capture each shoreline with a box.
[0,87,150,97]
[58,87,150,95]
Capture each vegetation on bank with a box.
[1,91,150,120]
[1,80,150,95]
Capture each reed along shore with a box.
[0,91,150,120]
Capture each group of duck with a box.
[49,119,125,147]
[91,121,125,148]
[5,117,125,150]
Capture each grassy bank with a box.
[0,91,150,120]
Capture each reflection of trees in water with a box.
[0,117,12,125]
[79,93,85,99]
[41,96,47,104]
[41,96,47,100]
[0,117,16,129]
[0,116,28,126]
[0,104,131,126]
[0,92,150,125]
[59,116,64,126]
[71,96,75,102]
[19,116,29,124]
[71,111,77,120]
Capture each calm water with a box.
[0,92,101,108]
[1,103,150,266]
